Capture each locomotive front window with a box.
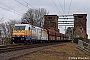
[14,26,25,30]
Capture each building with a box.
[73,14,87,39]
[43,15,59,32]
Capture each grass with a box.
[14,42,90,60]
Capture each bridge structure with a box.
[44,14,87,40]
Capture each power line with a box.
[68,0,72,14]
[0,6,22,16]
[64,0,65,15]
[51,0,62,14]
[57,0,64,14]
[0,2,23,15]
[15,0,29,8]
[22,0,35,9]
[15,0,35,9]
[22,0,28,7]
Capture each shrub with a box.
[73,37,84,44]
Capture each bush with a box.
[73,37,84,44]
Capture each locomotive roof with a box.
[15,24,30,26]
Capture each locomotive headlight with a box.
[22,36,25,37]
[21,38,23,40]
[12,38,15,40]
[21,38,24,40]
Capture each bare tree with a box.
[21,8,49,27]
[6,20,21,37]
[0,20,21,44]
[0,16,4,22]
[0,23,7,44]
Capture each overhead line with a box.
[15,0,29,8]
[51,0,62,14]
[15,0,36,10]
[0,6,22,16]
[22,0,35,9]
[57,0,64,14]
[58,18,74,19]
[64,0,65,15]
[59,25,74,26]
[58,15,73,17]
[58,21,74,22]
[22,0,28,7]
[68,0,72,14]
[0,2,23,15]
[58,23,74,24]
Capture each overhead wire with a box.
[15,0,37,12]
[63,0,67,32]
[0,6,22,16]
[0,2,23,15]
[57,0,64,15]
[15,0,29,8]
[68,0,73,28]
[22,0,35,9]
[51,0,66,32]
[51,0,62,15]
[64,0,65,15]
[22,0,28,7]
[15,0,44,26]
[16,0,49,19]
[68,0,72,14]
[65,0,73,30]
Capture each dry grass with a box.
[15,43,90,60]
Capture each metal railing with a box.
[78,40,90,53]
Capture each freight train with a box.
[11,24,70,44]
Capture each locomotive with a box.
[11,24,69,44]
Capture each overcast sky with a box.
[0,0,90,38]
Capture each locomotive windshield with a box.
[14,26,25,30]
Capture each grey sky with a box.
[0,0,90,38]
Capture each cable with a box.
[51,0,62,14]
[22,0,28,7]
[0,16,4,22]
[58,0,64,14]
[22,0,35,9]
[0,6,22,16]
[15,0,29,8]
[0,2,23,15]
[64,0,65,15]
[66,0,73,23]
[68,0,72,14]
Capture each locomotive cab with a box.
[11,24,31,43]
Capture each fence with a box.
[78,40,90,53]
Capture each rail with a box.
[78,40,90,53]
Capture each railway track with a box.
[0,41,70,60]
[0,44,22,53]
[0,42,61,53]
[0,40,71,54]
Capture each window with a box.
[14,26,25,30]
[38,29,41,33]
[78,16,83,18]
[32,28,36,32]
[29,27,30,30]
[48,17,52,19]
[80,28,83,30]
